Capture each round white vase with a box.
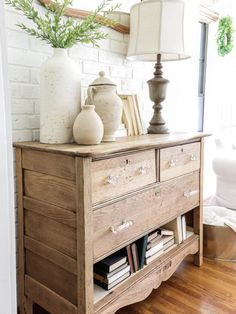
[73,105,104,145]
[40,48,81,144]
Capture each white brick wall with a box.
[4,6,151,143]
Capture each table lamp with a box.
[127,0,190,134]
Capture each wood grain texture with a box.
[75,157,94,314]
[94,235,199,313]
[24,170,76,211]
[160,142,200,181]
[25,276,77,314]
[25,250,77,305]
[16,148,25,314]
[24,236,77,275]
[14,132,209,158]
[24,197,76,228]
[39,0,130,34]
[91,149,156,204]
[22,149,75,180]
[117,257,236,314]
[93,172,199,261]
[25,210,76,258]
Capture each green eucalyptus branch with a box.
[5,0,121,48]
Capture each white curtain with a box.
[0,3,17,313]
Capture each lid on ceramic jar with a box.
[89,71,116,86]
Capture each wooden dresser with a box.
[15,132,206,314]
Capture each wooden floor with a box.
[117,256,236,314]
[34,256,236,314]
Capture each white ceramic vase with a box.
[73,105,104,145]
[40,48,81,144]
[88,72,123,142]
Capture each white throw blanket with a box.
[204,206,236,233]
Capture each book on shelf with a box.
[94,252,127,273]
[94,262,128,279]
[163,238,175,251]
[147,235,164,250]
[162,217,183,244]
[181,215,187,241]
[145,249,164,265]
[163,234,174,245]
[136,234,148,270]
[94,271,130,291]
[131,242,139,272]
[158,228,174,236]
[148,230,160,242]
[145,241,164,258]
[94,265,130,285]
[126,244,134,274]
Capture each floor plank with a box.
[117,256,236,314]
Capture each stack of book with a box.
[119,94,146,136]
[94,252,130,291]
[145,231,164,265]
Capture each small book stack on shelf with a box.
[94,252,130,291]
[119,94,147,136]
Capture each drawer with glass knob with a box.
[91,149,157,204]
[93,171,200,261]
[159,142,201,181]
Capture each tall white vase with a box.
[40,48,81,144]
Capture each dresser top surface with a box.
[14,132,209,158]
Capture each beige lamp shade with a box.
[127,0,190,61]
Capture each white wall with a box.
[0,3,17,313]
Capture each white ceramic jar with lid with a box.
[88,71,123,142]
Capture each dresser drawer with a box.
[160,142,200,181]
[93,171,199,261]
[91,150,156,204]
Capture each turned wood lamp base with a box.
[147,54,169,134]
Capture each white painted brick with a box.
[81,87,88,104]
[10,83,40,99]
[83,61,109,75]
[30,37,53,54]
[11,99,35,114]
[110,65,132,79]
[34,100,40,114]
[124,34,129,43]
[99,50,123,65]
[121,79,143,92]
[107,28,124,42]
[12,130,33,142]
[6,29,29,50]
[69,44,98,61]
[97,38,110,51]
[33,130,40,141]
[12,114,40,130]
[30,68,40,84]
[110,40,127,55]
[81,74,97,88]
[8,66,30,83]
[7,47,48,67]
[5,9,35,31]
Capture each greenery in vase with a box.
[5,0,120,48]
